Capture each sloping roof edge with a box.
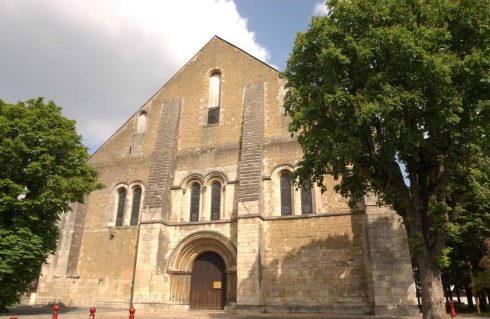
[89,35,278,159]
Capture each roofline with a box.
[89,35,278,158]
[212,35,279,73]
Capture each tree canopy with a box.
[283,0,489,318]
[0,98,102,309]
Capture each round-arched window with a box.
[130,185,142,225]
[210,181,221,220]
[136,112,147,133]
[116,187,127,226]
[190,182,201,222]
[280,172,292,216]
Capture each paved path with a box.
[1,307,486,319]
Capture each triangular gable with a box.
[89,35,277,159]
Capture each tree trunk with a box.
[480,291,488,311]
[466,287,474,309]
[446,286,453,302]
[418,254,447,319]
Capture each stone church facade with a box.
[36,36,418,316]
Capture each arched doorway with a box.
[167,231,237,307]
[189,252,227,309]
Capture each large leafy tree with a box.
[0,98,102,309]
[283,0,490,318]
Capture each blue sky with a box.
[0,0,327,152]
[236,0,322,70]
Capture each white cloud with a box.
[0,0,270,152]
[313,2,330,16]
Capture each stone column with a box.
[36,200,88,305]
[236,217,263,309]
[235,83,265,311]
[133,99,181,307]
[132,221,161,305]
[364,194,419,316]
[169,272,191,304]
[141,99,181,223]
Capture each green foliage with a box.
[0,98,103,307]
[441,140,489,290]
[474,238,490,290]
[284,0,489,314]
[442,229,487,294]
[284,0,489,255]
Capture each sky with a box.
[0,0,329,153]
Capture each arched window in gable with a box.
[210,181,221,221]
[280,172,292,216]
[207,73,221,125]
[301,184,313,215]
[115,187,127,226]
[136,111,147,133]
[190,182,201,222]
[130,185,142,225]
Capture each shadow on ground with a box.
[3,306,126,317]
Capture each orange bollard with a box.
[89,307,96,319]
[52,304,60,319]
[9,317,18,319]
[450,300,457,317]
[129,306,135,319]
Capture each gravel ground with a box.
[1,306,486,319]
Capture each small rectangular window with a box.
[207,107,220,125]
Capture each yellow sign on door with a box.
[213,281,222,289]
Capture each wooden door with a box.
[189,252,226,309]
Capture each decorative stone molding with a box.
[167,231,237,273]
[180,174,205,190]
[204,171,228,185]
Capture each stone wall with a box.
[261,213,372,314]
[364,195,419,316]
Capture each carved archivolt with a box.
[167,231,237,273]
